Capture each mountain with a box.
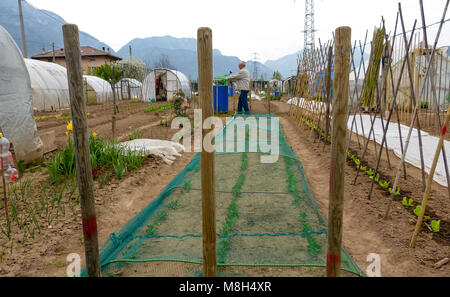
[0,0,113,56]
[117,36,275,80]
[265,49,370,79]
[265,53,300,79]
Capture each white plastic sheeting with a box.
[0,26,43,162]
[117,139,185,165]
[25,58,70,111]
[287,97,328,114]
[348,114,450,187]
[115,78,142,100]
[142,68,191,102]
[251,91,262,101]
[83,75,113,103]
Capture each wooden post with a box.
[410,105,450,247]
[327,26,351,277]
[0,141,9,222]
[62,24,101,277]
[17,0,27,58]
[197,27,216,277]
[324,45,333,147]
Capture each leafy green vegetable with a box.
[431,220,440,233]
[402,197,413,207]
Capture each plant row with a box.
[301,115,441,233]
[217,146,249,264]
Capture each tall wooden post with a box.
[197,27,216,277]
[52,42,56,63]
[326,26,351,277]
[17,0,27,58]
[62,24,101,277]
[324,46,333,146]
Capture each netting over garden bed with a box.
[88,113,364,277]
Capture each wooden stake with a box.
[62,24,100,277]
[327,26,351,277]
[197,27,216,277]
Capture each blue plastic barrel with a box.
[228,87,234,97]
[274,91,280,97]
[213,85,229,113]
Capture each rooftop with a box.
[31,46,122,61]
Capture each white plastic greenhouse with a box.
[115,78,142,100]
[0,25,43,162]
[83,75,113,104]
[142,68,191,102]
[25,58,70,111]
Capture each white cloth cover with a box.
[117,139,185,165]
[348,114,450,187]
[0,25,43,162]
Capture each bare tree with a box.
[153,54,174,69]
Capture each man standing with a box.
[226,61,250,114]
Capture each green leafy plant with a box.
[431,220,440,233]
[369,173,380,182]
[366,168,374,176]
[167,200,179,210]
[388,186,400,196]
[155,210,168,222]
[379,180,389,189]
[145,224,156,235]
[183,181,192,193]
[413,206,421,217]
[402,197,413,207]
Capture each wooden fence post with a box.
[326,26,351,277]
[62,24,101,277]
[197,27,216,277]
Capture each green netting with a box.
[84,113,364,277]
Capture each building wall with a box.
[33,56,116,74]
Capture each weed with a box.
[128,129,143,141]
[167,200,179,210]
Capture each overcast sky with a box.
[26,0,449,63]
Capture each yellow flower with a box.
[92,132,97,138]
[66,120,73,132]
[0,133,3,138]
[65,131,68,136]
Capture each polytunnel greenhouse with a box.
[115,78,142,100]
[0,25,43,163]
[83,75,113,104]
[142,68,191,102]
[25,58,70,111]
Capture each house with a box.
[31,46,122,74]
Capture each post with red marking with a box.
[327,26,351,277]
[197,27,217,277]
[62,24,101,277]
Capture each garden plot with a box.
[348,114,450,187]
[98,115,363,277]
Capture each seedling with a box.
[155,210,168,222]
[379,180,390,189]
[388,186,400,196]
[431,220,440,233]
[145,224,156,235]
[402,197,413,207]
[167,200,179,210]
[413,206,430,220]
